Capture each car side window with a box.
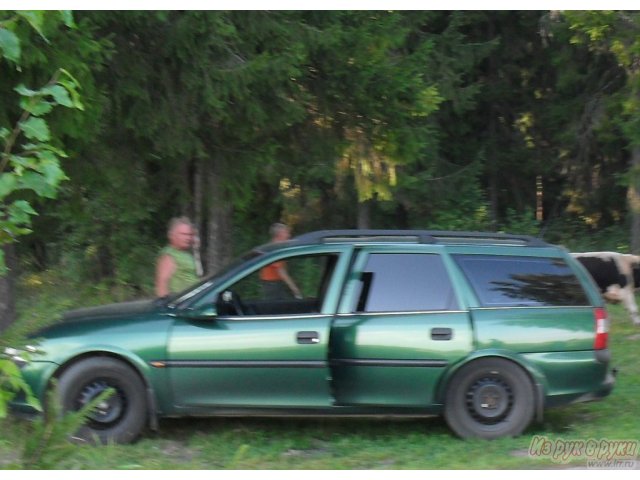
[217,254,339,316]
[452,254,589,307]
[351,253,459,313]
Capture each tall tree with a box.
[11,10,640,302]
[0,11,85,330]
[300,12,446,228]
[392,11,493,230]
[67,12,314,277]
[563,11,640,251]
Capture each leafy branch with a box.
[0,355,41,418]
[0,10,82,272]
[21,386,114,469]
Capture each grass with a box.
[1,271,639,469]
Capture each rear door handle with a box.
[431,328,453,341]
[296,331,320,344]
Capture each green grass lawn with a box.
[1,273,639,469]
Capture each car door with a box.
[330,245,474,407]
[167,245,352,409]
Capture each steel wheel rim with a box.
[76,379,127,429]
[465,374,513,425]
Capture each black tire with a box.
[56,357,147,444]
[444,357,535,439]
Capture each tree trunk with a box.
[536,175,544,222]
[193,158,204,276]
[488,164,499,230]
[206,158,234,275]
[487,18,499,231]
[629,146,640,254]
[357,199,372,229]
[0,244,17,333]
[395,202,409,229]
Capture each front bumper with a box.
[6,360,59,415]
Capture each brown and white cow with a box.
[572,252,640,325]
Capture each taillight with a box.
[594,307,609,350]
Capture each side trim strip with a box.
[336,311,466,317]
[150,360,327,369]
[332,358,449,368]
[151,359,449,369]
[216,314,332,321]
[472,305,591,311]
[149,358,449,368]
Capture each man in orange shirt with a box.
[260,223,302,299]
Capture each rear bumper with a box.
[594,348,611,363]
[545,368,616,408]
[522,350,615,408]
[570,369,616,404]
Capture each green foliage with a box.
[0,27,20,63]
[6,10,640,299]
[304,12,449,206]
[0,72,80,272]
[544,220,630,253]
[500,208,541,236]
[0,10,94,444]
[0,373,115,469]
[564,11,640,141]
[0,11,84,274]
[20,386,114,469]
[0,356,40,418]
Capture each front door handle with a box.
[431,328,453,341]
[297,331,320,344]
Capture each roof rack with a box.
[293,229,550,247]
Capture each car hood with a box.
[30,298,174,354]
[62,298,163,322]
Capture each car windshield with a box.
[164,249,264,307]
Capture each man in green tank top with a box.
[155,217,200,297]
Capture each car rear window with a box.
[452,254,589,307]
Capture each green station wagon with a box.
[5,230,615,443]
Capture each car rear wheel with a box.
[56,357,147,444]
[444,357,535,439]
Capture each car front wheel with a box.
[56,357,148,444]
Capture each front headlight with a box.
[4,347,20,357]
[3,346,31,368]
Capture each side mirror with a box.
[179,304,218,320]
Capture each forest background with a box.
[3,10,640,330]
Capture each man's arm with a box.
[276,264,302,299]
[155,254,176,297]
